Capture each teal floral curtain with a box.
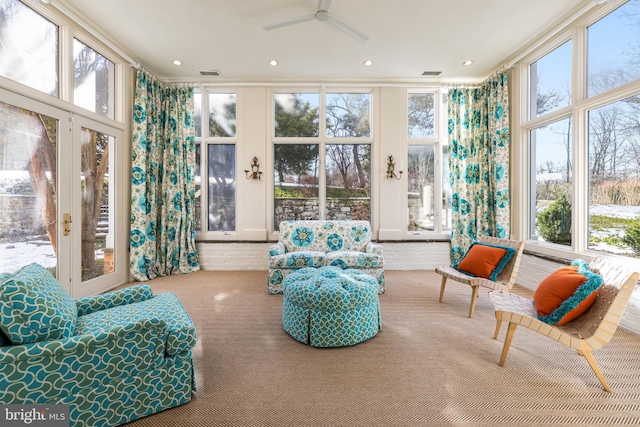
[447,71,510,265]
[130,70,199,281]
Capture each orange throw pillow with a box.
[533,259,602,326]
[455,242,515,281]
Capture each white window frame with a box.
[513,1,640,272]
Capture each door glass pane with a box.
[274,144,319,229]
[530,118,573,246]
[208,93,236,137]
[408,93,435,138]
[194,93,202,137]
[80,127,113,281]
[588,95,640,258]
[0,0,58,96]
[326,144,370,221]
[588,0,640,98]
[442,144,452,230]
[194,141,201,231]
[529,41,572,119]
[326,93,371,138]
[207,144,235,231]
[274,93,319,137]
[0,101,58,275]
[408,145,435,231]
[73,40,114,119]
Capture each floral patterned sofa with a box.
[0,263,197,427]
[268,220,385,294]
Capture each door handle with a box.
[63,213,72,236]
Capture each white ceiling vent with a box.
[199,70,221,76]
[422,71,442,76]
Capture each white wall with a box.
[197,241,450,271]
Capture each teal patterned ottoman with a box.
[282,266,381,347]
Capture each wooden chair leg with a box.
[582,350,612,392]
[439,276,447,303]
[499,322,518,366]
[493,319,502,340]
[468,285,479,318]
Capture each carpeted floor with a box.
[123,270,640,426]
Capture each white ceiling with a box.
[59,0,589,83]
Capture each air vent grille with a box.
[421,71,442,76]
[199,70,221,76]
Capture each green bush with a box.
[622,218,640,254]
[536,193,572,245]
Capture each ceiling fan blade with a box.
[327,16,369,43]
[263,14,316,31]
[318,0,332,11]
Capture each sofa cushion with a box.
[0,263,77,345]
[268,251,327,269]
[75,292,196,355]
[278,221,372,253]
[325,251,383,269]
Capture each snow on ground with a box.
[0,242,57,274]
[589,204,640,220]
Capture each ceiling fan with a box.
[263,0,369,43]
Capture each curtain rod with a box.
[46,0,141,69]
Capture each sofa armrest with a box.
[75,284,153,316]
[269,242,285,256]
[0,317,167,365]
[366,242,383,256]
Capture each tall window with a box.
[73,39,115,119]
[195,92,237,233]
[0,0,58,96]
[406,91,449,234]
[523,0,640,260]
[273,92,371,230]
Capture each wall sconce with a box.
[244,157,263,180]
[385,155,403,180]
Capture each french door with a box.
[0,88,126,297]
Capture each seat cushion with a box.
[533,258,602,326]
[268,251,326,269]
[0,263,77,345]
[455,241,515,281]
[325,251,383,269]
[75,292,196,355]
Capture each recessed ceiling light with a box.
[462,60,474,66]
[363,60,373,66]
[269,60,279,66]
[172,60,183,66]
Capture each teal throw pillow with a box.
[0,263,77,345]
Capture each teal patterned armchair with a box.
[0,263,197,427]
[268,220,385,294]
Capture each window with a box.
[530,41,572,119]
[274,143,319,227]
[0,0,58,96]
[272,91,372,230]
[408,145,435,231]
[587,4,640,97]
[73,39,115,119]
[530,118,572,246]
[195,92,237,234]
[588,96,640,256]
[407,91,449,235]
[521,0,640,261]
[408,93,435,137]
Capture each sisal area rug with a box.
[123,270,640,427]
